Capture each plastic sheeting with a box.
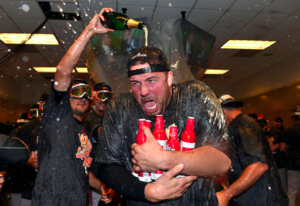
[86,18,215,94]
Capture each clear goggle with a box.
[94,90,115,101]
[70,83,94,100]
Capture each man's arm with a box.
[131,127,231,176]
[216,162,268,206]
[54,7,114,92]
[89,171,114,204]
[99,162,197,203]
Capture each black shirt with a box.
[96,80,231,206]
[83,107,104,143]
[32,84,93,206]
[282,123,300,171]
[229,113,288,206]
[266,127,287,169]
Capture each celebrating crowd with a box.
[0,7,298,206]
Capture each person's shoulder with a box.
[177,80,210,90]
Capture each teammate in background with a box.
[280,107,300,206]
[82,83,115,206]
[32,7,115,206]
[217,94,288,206]
[258,118,288,192]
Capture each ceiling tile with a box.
[117,6,154,19]
[259,28,294,41]
[247,13,288,29]
[232,27,267,40]
[215,11,258,27]
[194,0,235,10]
[273,15,300,30]
[230,0,273,12]
[157,0,197,9]
[263,0,300,14]
[14,19,49,33]
[0,19,21,32]
[119,0,156,7]
[0,1,45,19]
[0,6,8,19]
[187,9,225,28]
[152,8,189,23]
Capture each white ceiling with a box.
[1,0,300,102]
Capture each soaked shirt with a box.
[229,113,288,206]
[282,123,300,171]
[96,80,231,206]
[32,85,93,206]
[83,107,104,143]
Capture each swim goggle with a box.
[94,90,115,101]
[28,109,42,118]
[70,83,94,100]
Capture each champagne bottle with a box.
[101,11,145,30]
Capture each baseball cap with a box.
[127,46,170,77]
[218,94,244,108]
[293,106,300,118]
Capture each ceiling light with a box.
[33,67,88,73]
[205,69,229,75]
[221,40,276,50]
[0,33,59,45]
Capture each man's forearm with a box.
[54,27,95,91]
[159,145,231,176]
[222,162,268,199]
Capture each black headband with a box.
[127,64,170,77]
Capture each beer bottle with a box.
[167,125,181,151]
[101,11,145,30]
[133,119,151,182]
[151,115,167,180]
[180,117,196,151]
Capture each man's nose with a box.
[140,84,150,96]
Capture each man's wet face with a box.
[70,97,89,116]
[129,62,173,117]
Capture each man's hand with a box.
[131,127,164,172]
[27,156,38,169]
[216,190,230,206]
[144,164,197,202]
[87,7,115,35]
[101,188,115,204]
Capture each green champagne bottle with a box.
[101,11,145,30]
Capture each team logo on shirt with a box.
[76,130,93,174]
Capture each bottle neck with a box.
[138,120,146,133]
[185,118,195,131]
[169,126,178,140]
[154,116,164,130]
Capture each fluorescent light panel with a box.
[221,40,276,50]
[205,69,229,75]
[0,33,59,45]
[33,67,88,73]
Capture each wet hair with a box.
[274,117,283,123]
[94,83,112,91]
[248,113,258,121]
[72,79,88,86]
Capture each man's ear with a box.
[167,71,173,87]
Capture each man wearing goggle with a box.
[32,7,114,206]
[82,82,114,206]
